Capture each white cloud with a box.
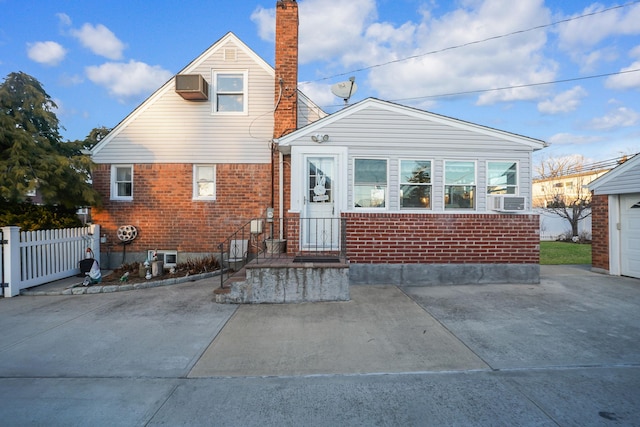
[250,6,276,42]
[252,0,378,64]
[71,23,126,60]
[365,0,556,105]
[56,13,72,27]
[85,60,172,101]
[547,133,601,146]
[26,41,67,66]
[588,107,640,130]
[606,61,640,90]
[556,3,640,67]
[538,86,587,114]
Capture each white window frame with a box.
[193,165,216,201]
[111,164,133,201]
[212,70,248,114]
[444,160,476,210]
[353,157,389,209]
[487,160,519,195]
[399,159,433,210]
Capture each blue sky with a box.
[1,0,639,164]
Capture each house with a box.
[90,1,323,269]
[91,0,546,286]
[532,170,609,208]
[588,153,640,279]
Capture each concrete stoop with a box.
[214,261,350,304]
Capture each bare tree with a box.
[534,155,592,239]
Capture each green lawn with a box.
[540,241,592,265]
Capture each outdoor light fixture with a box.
[311,134,329,143]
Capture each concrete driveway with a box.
[1,265,639,426]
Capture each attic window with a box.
[213,70,247,113]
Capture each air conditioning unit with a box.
[148,250,178,269]
[175,74,209,100]
[489,195,526,212]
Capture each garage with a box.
[621,194,640,278]
[589,154,640,279]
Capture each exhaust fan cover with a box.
[175,74,209,100]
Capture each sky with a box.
[1,0,639,165]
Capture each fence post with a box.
[2,226,21,297]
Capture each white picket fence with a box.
[1,224,100,297]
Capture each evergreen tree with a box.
[0,72,101,208]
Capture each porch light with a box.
[311,134,329,143]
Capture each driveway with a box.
[0,265,639,426]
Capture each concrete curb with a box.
[20,271,221,296]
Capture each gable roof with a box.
[276,97,547,153]
[589,153,640,195]
[91,32,324,158]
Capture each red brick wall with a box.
[342,212,540,264]
[591,193,609,271]
[274,0,298,139]
[92,163,271,254]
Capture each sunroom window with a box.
[400,160,432,209]
[487,161,518,194]
[444,161,475,209]
[354,159,387,208]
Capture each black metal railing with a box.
[218,217,347,288]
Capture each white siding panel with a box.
[94,38,274,164]
[594,166,640,194]
[297,104,534,212]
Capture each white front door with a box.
[303,156,340,250]
[621,193,640,279]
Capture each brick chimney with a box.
[274,0,298,139]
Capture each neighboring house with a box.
[588,153,640,279]
[91,0,547,284]
[532,170,609,208]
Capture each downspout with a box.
[279,151,284,239]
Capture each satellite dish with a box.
[331,77,357,105]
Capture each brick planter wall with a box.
[591,194,609,272]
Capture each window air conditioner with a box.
[175,74,209,100]
[489,195,526,212]
[148,250,178,269]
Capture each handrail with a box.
[217,217,347,289]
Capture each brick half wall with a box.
[343,212,540,264]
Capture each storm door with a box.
[303,156,340,250]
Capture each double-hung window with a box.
[213,71,247,113]
[400,160,432,209]
[444,161,476,209]
[487,161,518,194]
[354,159,387,208]
[111,165,133,201]
[193,165,216,200]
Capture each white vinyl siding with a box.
[92,34,275,165]
[280,100,540,212]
